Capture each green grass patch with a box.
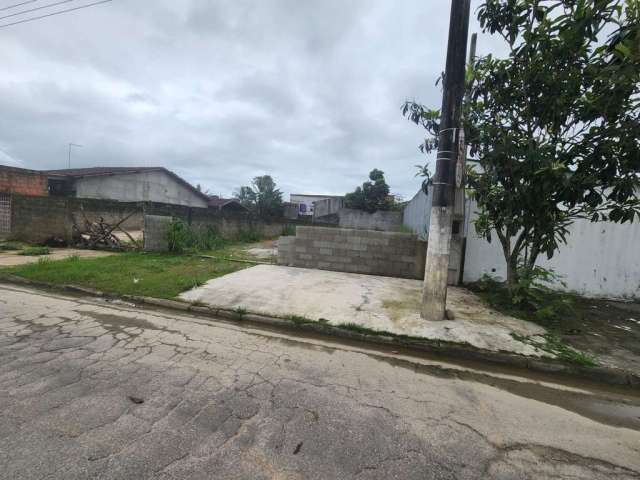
[1,252,250,299]
[19,246,50,256]
[199,242,273,264]
[471,277,597,366]
[469,276,578,329]
[339,322,384,336]
[511,333,596,366]
[287,314,314,325]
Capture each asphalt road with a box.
[1,284,639,479]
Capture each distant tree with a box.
[195,184,211,195]
[404,0,640,296]
[235,175,284,217]
[344,169,394,213]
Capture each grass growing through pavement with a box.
[1,251,250,299]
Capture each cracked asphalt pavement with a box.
[1,284,639,479]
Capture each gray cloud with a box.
[0,0,504,199]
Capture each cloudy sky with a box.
[0,0,502,200]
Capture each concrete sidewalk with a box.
[179,265,547,356]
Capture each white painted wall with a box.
[463,204,640,299]
[74,171,208,208]
[402,189,431,240]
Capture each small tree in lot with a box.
[235,175,284,217]
[404,0,640,299]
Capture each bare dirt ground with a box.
[555,298,640,373]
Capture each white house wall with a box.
[74,171,208,208]
[463,204,640,300]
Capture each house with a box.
[0,165,48,197]
[207,195,247,213]
[289,194,343,217]
[44,167,209,208]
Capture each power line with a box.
[0,1,39,12]
[0,0,111,28]
[0,0,74,21]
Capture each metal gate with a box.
[0,194,11,239]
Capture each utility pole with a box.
[421,0,471,321]
[68,143,82,168]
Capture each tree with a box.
[344,169,394,213]
[235,175,284,217]
[404,0,640,295]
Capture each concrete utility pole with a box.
[422,0,471,321]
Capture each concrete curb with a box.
[1,274,639,389]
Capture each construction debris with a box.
[72,207,139,250]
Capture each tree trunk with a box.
[496,230,519,294]
[506,255,519,294]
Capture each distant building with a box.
[283,202,300,219]
[289,194,343,217]
[207,195,247,213]
[0,165,48,197]
[44,167,209,208]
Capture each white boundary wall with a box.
[402,189,431,240]
[463,204,640,300]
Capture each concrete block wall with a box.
[277,226,426,279]
[313,197,344,218]
[142,214,303,252]
[10,195,145,243]
[337,208,402,232]
[8,194,311,246]
[10,195,72,243]
[189,216,292,241]
[143,215,171,251]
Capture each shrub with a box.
[20,246,50,256]
[0,241,23,251]
[166,219,190,253]
[235,226,262,243]
[281,224,296,237]
[475,266,574,327]
[166,219,226,253]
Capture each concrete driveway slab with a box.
[179,265,546,355]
